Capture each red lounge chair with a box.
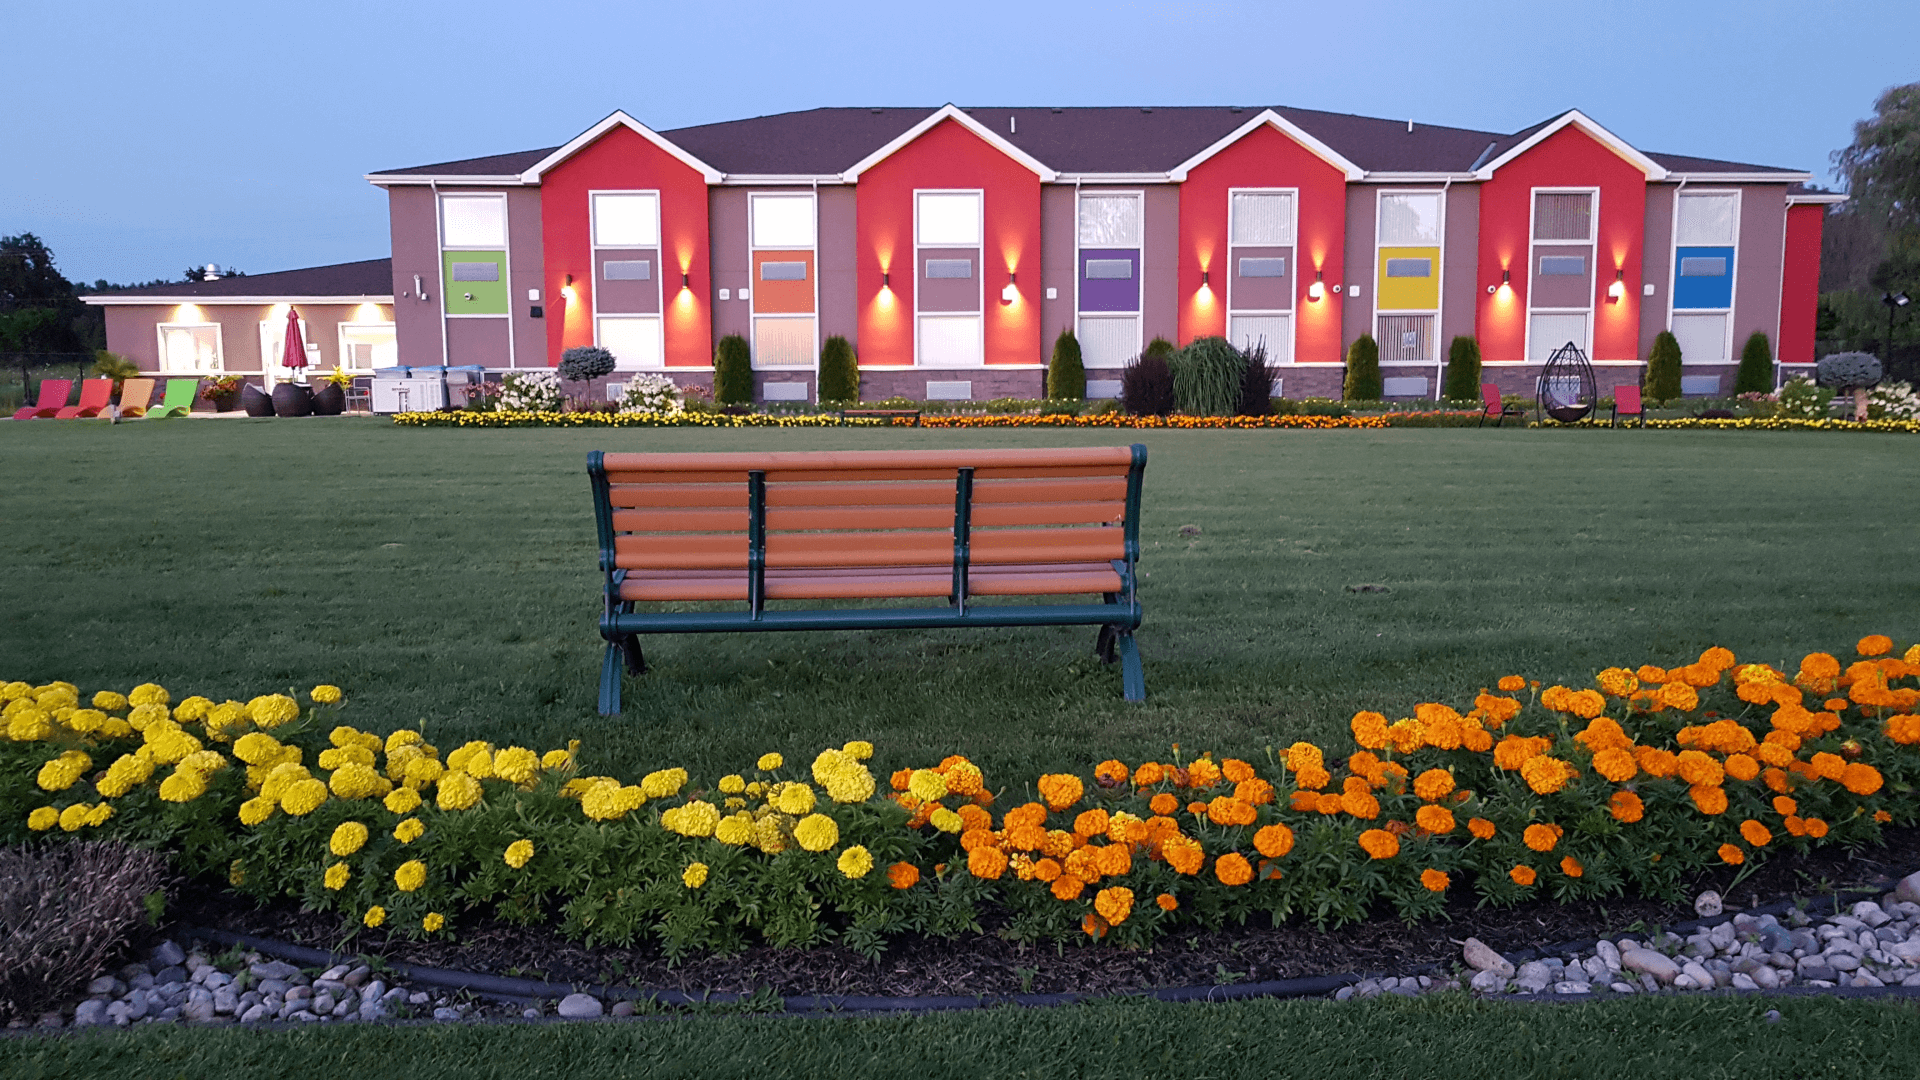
[12,378,72,419]
[1611,384,1644,428]
[1477,383,1524,428]
[55,378,114,419]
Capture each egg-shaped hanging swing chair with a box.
[1537,341,1597,423]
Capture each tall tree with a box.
[1834,83,1920,240]
[0,234,74,303]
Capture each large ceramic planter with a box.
[310,384,346,416]
[271,383,313,418]
[212,395,240,413]
[241,384,276,417]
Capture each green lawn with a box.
[5,994,1919,1080]
[1,418,1913,784]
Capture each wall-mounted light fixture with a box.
[560,273,576,301]
[1201,270,1210,287]
[1001,272,1017,304]
[681,272,690,289]
[1607,269,1626,302]
[882,272,891,288]
[1488,268,1512,296]
[1307,270,1326,302]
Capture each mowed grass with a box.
[0,418,1913,784]
[5,994,1920,1080]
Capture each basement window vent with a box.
[924,259,973,279]
[759,261,807,281]
[1538,255,1586,276]
[1084,259,1133,280]
[450,262,500,282]
[1238,257,1287,278]
[603,260,651,280]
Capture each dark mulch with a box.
[168,829,1920,999]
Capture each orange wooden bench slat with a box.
[608,476,1127,509]
[605,465,1128,486]
[617,562,1125,603]
[600,447,1134,473]
[612,500,1123,533]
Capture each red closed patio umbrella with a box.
[283,306,308,379]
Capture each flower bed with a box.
[7,638,1919,958]
[391,411,876,428]
[1537,416,1920,433]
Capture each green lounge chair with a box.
[148,379,200,418]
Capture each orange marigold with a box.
[1475,694,1522,726]
[887,862,920,889]
[1574,717,1633,753]
[1493,735,1551,771]
[966,846,1008,880]
[944,761,985,796]
[1842,763,1884,795]
[1700,646,1737,671]
[1560,856,1584,878]
[1636,664,1669,684]
[1294,764,1332,791]
[1886,715,1920,746]
[1132,761,1166,787]
[1003,802,1048,830]
[1209,796,1258,827]
[1350,711,1390,750]
[957,803,993,832]
[1052,874,1087,901]
[1772,795,1798,816]
[1596,668,1639,698]
[1421,868,1450,893]
[1315,792,1344,815]
[1253,823,1295,858]
[1094,886,1134,925]
[1286,742,1325,774]
[1155,892,1178,912]
[1858,635,1894,657]
[1675,751,1724,787]
[1413,768,1455,802]
[1799,652,1841,679]
[1163,836,1205,875]
[1805,817,1830,838]
[1081,912,1108,938]
[1221,758,1255,784]
[1094,760,1129,787]
[1717,843,1744,865]
[1093,843,1132,877]
[1724,754,1760,782]
[1609,791,1645,823]
[1073,808,1111,838]
[1740,819,1772,846]
[1690,784,1729,815]
[1876,810,1892,823]
[1340,790,1381,820]
[1036,774,1084,811]
[1234,778,1274,806]
[1523,823,1563,852]
[1150,792,1179,816]
[1520,755,1577,795]
[1636,746,1679,778]
[1042,829,1076,859]
[1592,748,1639,783]
[1004,823,1047,852]
[1468,817,1497,839]
[1808,752,1847,781]
[1357,829,1399,860]
[1214,852,1253,886]
[1032,857,1063,882]
[1658,682,1700,711]
[1566,689,1607,720]
[1384,719,1426,755]
[1415,804,1456,834]
[1784,815,1808,837]
[1185,801,1207,816]
[1185,758,1222,789]
[1498,675,1526,692]
[1510,864,1537,886]
[1763,767,1794,794]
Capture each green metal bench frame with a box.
[588,446,1147,714]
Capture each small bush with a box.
[1343,335,1382,401]
[1816,351,1882,390]
[1170,336,1246,416]
[1143,336,1176,361]
[817,336,859,404]
[557,346,617,387]
[1442,336,1482,402]
[495,370,564,412]
[1776,375,1834,418]
[616,372,683,414]
[1645,331,1683,403]
[1047,330,1086,401]
[1120,351,1175,416]
[1236,341,1276,416]
[713,334,753,406]
[0,842,168,1021]
[1735,331,1773,395]
[90,350,139,393]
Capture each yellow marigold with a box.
[329,762,390,801]
[1412,768,1455,802]
[1253,823,1295,859]
[1095,886,1135,925]
[157,768,208,803]
[56,803,89,832]
[382,786,421,814]
[445,741,493,779]
[307,684,342,704]
[1520,755,1576,796]
[718,774,747,795]
[394,859,427,892]
[929,807,964,833]
[640,768,687,799]
[231,733,282,766]
[1523,823,1562,852]
[423,912,445,932]
[713,812,752,846]
[146,730,202,766]
[757,753,783,771]
[579,782,627,822]
[36,751,91,792]
[393,817,424,843]
[504,839,534,868]
[1421,868,1450,893]
[839,740,873,761]
[1415,804,1456,834]
[662,800,721,838]
[436,771,482,811]
[1468,816,1496,840]
[82,803,113,828]
[244,694,299,728]
[63,709,106,734]
[128,683,169,707]
[238,797,275,826]
[6,710,51,742]
[363,906,385,928]
[774,782,817,816]
[323,862,350,890]
[89,690,128,712]
[906,768,949,803]
[1036,773,1084,811]
[27,806,58,831]
[492,747,540,785]
[403,756,444,789]
[205,702,245,733]
[330,821,369,857]
[793,813,840,852]
[837,845,874,879]
[1690,784,1729,815]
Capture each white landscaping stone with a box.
[1854,901,1893,927]
[1470,969,1506,993]
[1595,940,1621,970]
[1673,973,1698,990]
[1751,965,1780,989]
[1610,981,1637,994]
[240,1003,269,1023]
[1731,973,1758,991]
[557,993,603,1019]
[1461,938,1515,978]
[1622,949,1681,984]
[1695,891,1723,917]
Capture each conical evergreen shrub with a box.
[818,336,859,403]
[713,334,753,405]
[1645,330,1683,403]
[1735,331,1773,395]
[1343,335,1382,401]
[1047,330,1085,400]
[1442,336,1482,402]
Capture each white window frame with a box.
[748,191,819,371]
[913,188,984,367]
[589,189,665,371]
[437,191,514,368]
[338,321,398,373]
[1524,186,1600,361]
[1373,188,1447,370]
[1666,188,1742,365]
[1074,189,1144,368]
[1226,187,1298,365]
[156,321,223,374]
[438,194,508,249]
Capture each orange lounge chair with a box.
[55,378,115,419]
[116,378,156,417]
[12,378,72,419]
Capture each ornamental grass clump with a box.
[0,841,168,1020]
[1169,336,1247,416]
[7,639,1920,955]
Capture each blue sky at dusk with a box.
[8,0,1916,284]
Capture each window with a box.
[759,261,807,281]
[1676,193,1738,246]
[592,193,659,248]
[1238,257,1287,278]
[1679,256,1727,277]
[916,192,980,246]
[752,317,814,366]
[1384,258,1431,278]
[259,318,317,382]
[1084,259,1134,280]
[596,316,662,368]
[918,315,981,366]
[603,260,651,281]
[450,262,500,282]
[158,324,221,372]
[751,194,815,248]
[1228,315,1291,363]
[1670,313,1729,363]
[1533,193,1593,241]
[441,195,505,248]
[1077,316,1139,367]
[1527,313,1588,359]
[1077,194,1140,247]
[924,259,972,279]
[1229,192,1293,245]
[339,323,397,370]
[1378,193,1441,245]
[1377,314,1434,363]
[1539,255,1587,276]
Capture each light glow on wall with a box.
[174,304,206,323]
[351,303,387,323]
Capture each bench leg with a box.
[1115,631,1145,702]
[1095,624,1118,664]
[620,634,648,675]
[598,641,623,716]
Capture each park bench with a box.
[588,446,1147,714]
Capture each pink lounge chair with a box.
[1611,384,1644,428]
[55,378,114,419]
[1477,382,1524,428]
[12,378,72,419]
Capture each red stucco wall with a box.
[854,119,1042,367]
[1779,203,1825,364]
[1176,123,1348,362]
[539,125,712,367]
[1474,125,1648,362]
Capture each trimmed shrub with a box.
[1734,331,1773,395]
[1816,350,1882,390]
[1047,330,1086,401]
[1343,335,1382,401]
[1645,331,1683,403]
[495,369,564,412]
[1120,351,1175,416]
[616,372,683,414]
[1170,336,1247,416]
[713,334,753,406]
[817,336,859,403]
[1236,340,1276,416]
[1143,336,1176,361]
[557,346,616,387]
[0,842,168,1021]
[1441,336,1482,402]
[1776,375,1834,418]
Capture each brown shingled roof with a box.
[85,259,392,300]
